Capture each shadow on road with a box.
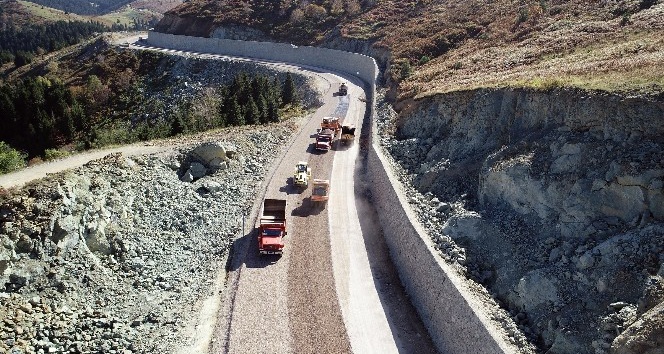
[291,197,325,217]
[280,178,305,195]
[307,143,328,155]
[227,229,282,271]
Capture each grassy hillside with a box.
[158,0,664,101]
[13,0,180,28]
[22,0,133,15]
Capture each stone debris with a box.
[0,124,296,354]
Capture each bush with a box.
[400,61,413,79]
[0,142,26,174]
[14,51,33,67]
[516,7,530,25]
[620,13,631,26]
[44,148,70,161]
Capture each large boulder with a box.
[52,215,81,251]
[188,162,207,179]
[191,142,230,166]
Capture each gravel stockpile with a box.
[0,124,299,354]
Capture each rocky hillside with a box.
[375,86,664,353]
[151,1,664,353]
[0,120,309,354]
[0,44,322,353]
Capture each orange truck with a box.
[311,179,330,207]
[321,117,341,133]
[258,199,287,255]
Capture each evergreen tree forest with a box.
[0,71,301,170]
[0,20,114,65]
[19,0,133,16]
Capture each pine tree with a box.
[245,96,260,125]
[228,97,244,126]
[281,73,298,106]
[257,94,269,124]
[268,100,279,123]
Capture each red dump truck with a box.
[258,199,287,255]
[315,128,335,151]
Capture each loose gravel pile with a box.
[0,122,303,354]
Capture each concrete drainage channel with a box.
[146,31,518,354]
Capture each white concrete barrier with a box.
[146,31,514,354]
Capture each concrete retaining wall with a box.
[146,31,513,354]
[366,146,514,353]
[147,32,377,96]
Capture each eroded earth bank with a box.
[376,88,664,354]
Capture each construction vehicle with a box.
[321,117,341,133]
[340,124,356,145]
[311,179,330,207]
[293,161,311,187]
[258,199,287,255]
[315,129,335,151]
[339,83,348,96]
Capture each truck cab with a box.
[321,117,341,133]
[315,129,335,151]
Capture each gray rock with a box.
[208,158,228,170]
[201,181,223,193]
[436,202,451,213]
[180,171,194,183]
[188,163,207,179]
[191,143,229,166]
[84,220,111,255]
[52,215,80,247]
[577,253,594,270]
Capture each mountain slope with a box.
[155,0,664,102]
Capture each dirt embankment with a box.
[377,88,664,354]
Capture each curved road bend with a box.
[4,35,439,354]
[201,57,438,353]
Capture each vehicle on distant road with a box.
[321,117,341,133]
[340,124,356,145]
[338,83,348,96]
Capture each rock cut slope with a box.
[376,87,664,353]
